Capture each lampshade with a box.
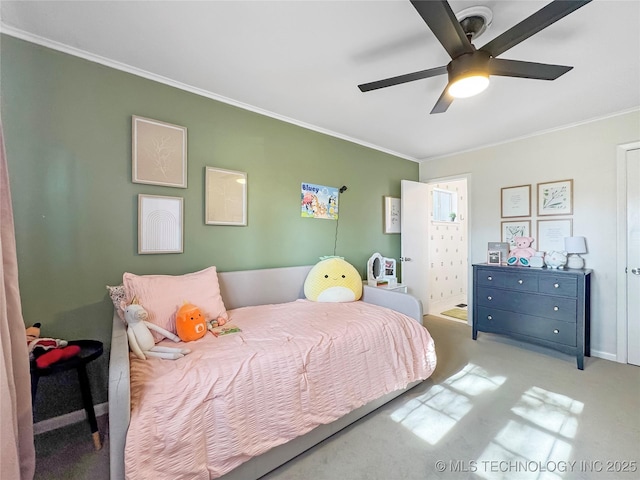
[564,236,587,254]
[448,74,490,98]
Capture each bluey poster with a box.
[301,183,339,220]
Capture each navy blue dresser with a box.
[472,264,592,369]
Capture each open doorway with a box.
[424,177,469,323]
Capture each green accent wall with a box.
[0,35,418,420]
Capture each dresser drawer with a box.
[476,269,506,288]
[504,272,538,292]
[476,287,577,322]
[539,276,578,297]
[477,307,576,346]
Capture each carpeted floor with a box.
[33,315,640,480]
[440,307,468,321]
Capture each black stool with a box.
[30,339,104,450]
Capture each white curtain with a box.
[0,121,36,479]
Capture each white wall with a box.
[420,110,640,360]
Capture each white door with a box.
[627,148,640,366]
[400,180,430,312]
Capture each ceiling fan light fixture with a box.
[448,74,489,98]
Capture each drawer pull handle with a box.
[487,296,492,301]
[554,283,560,288]
[518,280,523,285]
[487,315,492,320]
[487,276,493,281]
[553,329,559,334]
[553,306,559,311]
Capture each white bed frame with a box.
[108,265,423,480]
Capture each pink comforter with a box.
[125,300,437,479]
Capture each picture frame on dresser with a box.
[487,250,502,265]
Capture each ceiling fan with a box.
[358,0,592,114]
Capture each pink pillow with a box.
[123,266,228,343]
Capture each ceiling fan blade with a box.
[410,0,474,59]
[358,65,447,92]
[480,0,592,58]
[488,58,573,80]
[430,86,454,114]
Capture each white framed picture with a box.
[384,196,401,234]
[138,194,183,254]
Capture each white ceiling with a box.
[1,0,639,161]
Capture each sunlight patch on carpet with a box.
[441,308,467,321]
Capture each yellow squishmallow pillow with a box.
[304,257,363,302]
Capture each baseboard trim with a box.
[33,402,108,435]
[591,349,617,363]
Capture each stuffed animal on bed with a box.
[176,302,208,342]
[26,323,81,368]
[121,299,191,360]
[304,256,363,302]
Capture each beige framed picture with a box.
[537,179,573,216]
[537,218,573,253]
[138,194,183,254]
[205,167,247,226]
[132,115,187,188]
[501,220,531,248]
[501,184,531,218]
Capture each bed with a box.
[108,265,437,479]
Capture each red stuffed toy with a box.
[26,323,81,368]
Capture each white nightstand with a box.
[363,281,407,293]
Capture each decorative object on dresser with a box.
[472,264,591,369]
[544,251,568,269]
[488,242,509,265]
[529,252,545,268]
[487,250,501,265]
[367,252,398,288]
[565,236,587,269]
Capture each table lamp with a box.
[564,236,587,269]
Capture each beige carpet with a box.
[440,307,467,321]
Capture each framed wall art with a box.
[132,115,187,188]
[537,218,573,253]
[537,179,573,216]
[501,220,531,247]
[384,196,401,234]
[205,167,247,226]
[138,194,183,254]
[501,184,531,218]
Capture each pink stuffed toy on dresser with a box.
[508,236,536,266]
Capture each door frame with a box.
[616,141,640,364]
[422,172,473,324]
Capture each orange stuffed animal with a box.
[175,303,208,342]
